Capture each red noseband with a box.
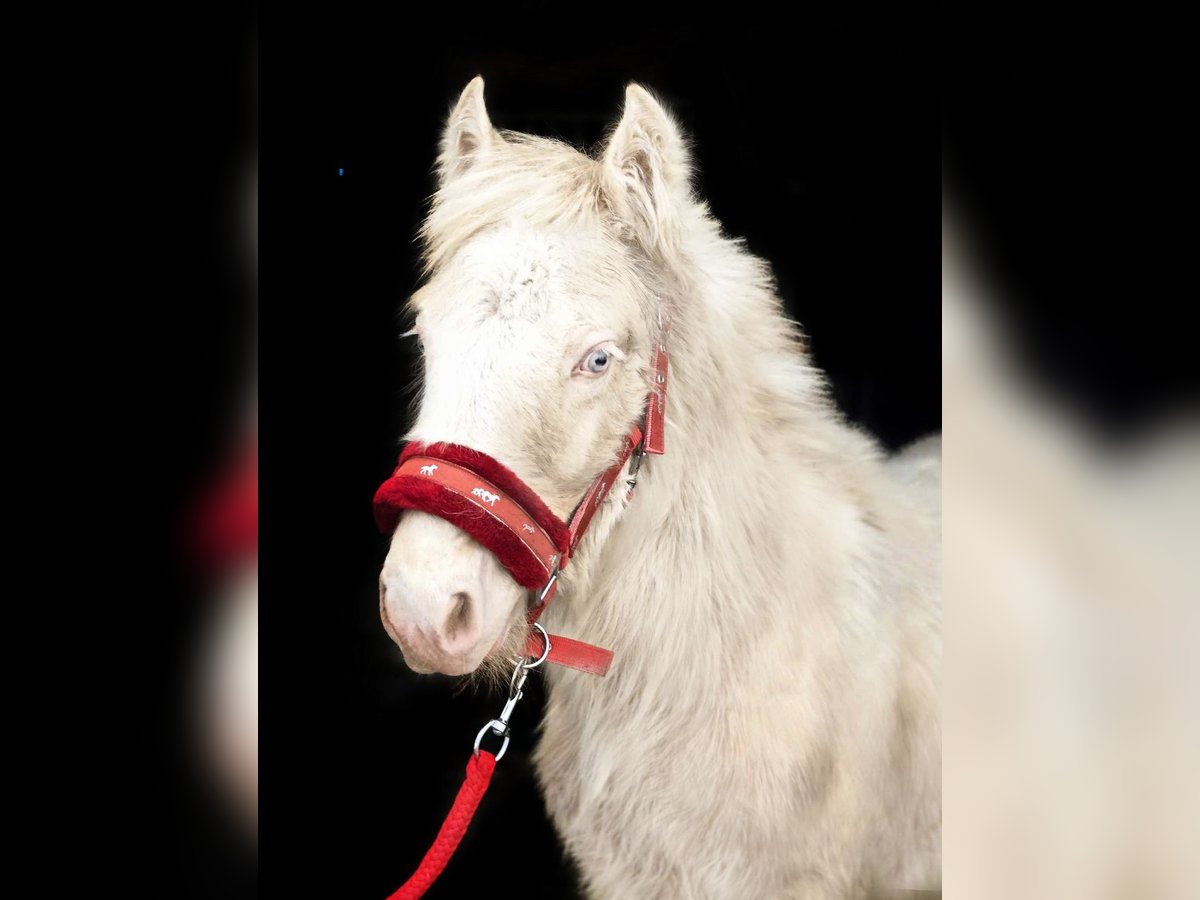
[374,307,670,677]
[373,442,572,591]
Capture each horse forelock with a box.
[420,134,611,275]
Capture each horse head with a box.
[379,77,690,676]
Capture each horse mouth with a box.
[379,607,521,679]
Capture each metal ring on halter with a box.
[522,622,551,670]
[473,719,511,761]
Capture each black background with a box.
[943,4,1197,437]
[266,6,938,899]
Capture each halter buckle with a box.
[536,571,559,607]
[625,442,647,500]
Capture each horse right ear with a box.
[600,84,692,257]
[437,76,501,186]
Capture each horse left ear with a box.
[438,76,502,186]
[601,84,692,256]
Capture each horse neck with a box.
[547,211,882,683]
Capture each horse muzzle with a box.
[379,508,527,675]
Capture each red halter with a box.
[373,313,669,677]
[376,310,669,899]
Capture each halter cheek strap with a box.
[373,306,669,677]
[372,425,643,676]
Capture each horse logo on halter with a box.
[471,487,499,506]
[419,464,438,476]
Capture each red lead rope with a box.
[387,751,498,900]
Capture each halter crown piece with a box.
[373,303,670,677]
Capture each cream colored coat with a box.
[381,78,941,899]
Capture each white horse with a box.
[379,77,941,899]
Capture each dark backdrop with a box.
[266,7,938,898]
[943,4,1197,437]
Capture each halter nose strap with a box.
[372,424,644,676]
[375,443,570,591]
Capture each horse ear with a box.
[438,76,501,185]
[601,84,691,255]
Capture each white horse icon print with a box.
[471,487,499,506]
[419,464,438,476]
[522,524,535,534]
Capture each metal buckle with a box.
[625,442,647,498]
[472,623,551,761]
[536,571,559,608]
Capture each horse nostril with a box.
[443,591,473,643]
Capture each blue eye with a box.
[584,348,610,373]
